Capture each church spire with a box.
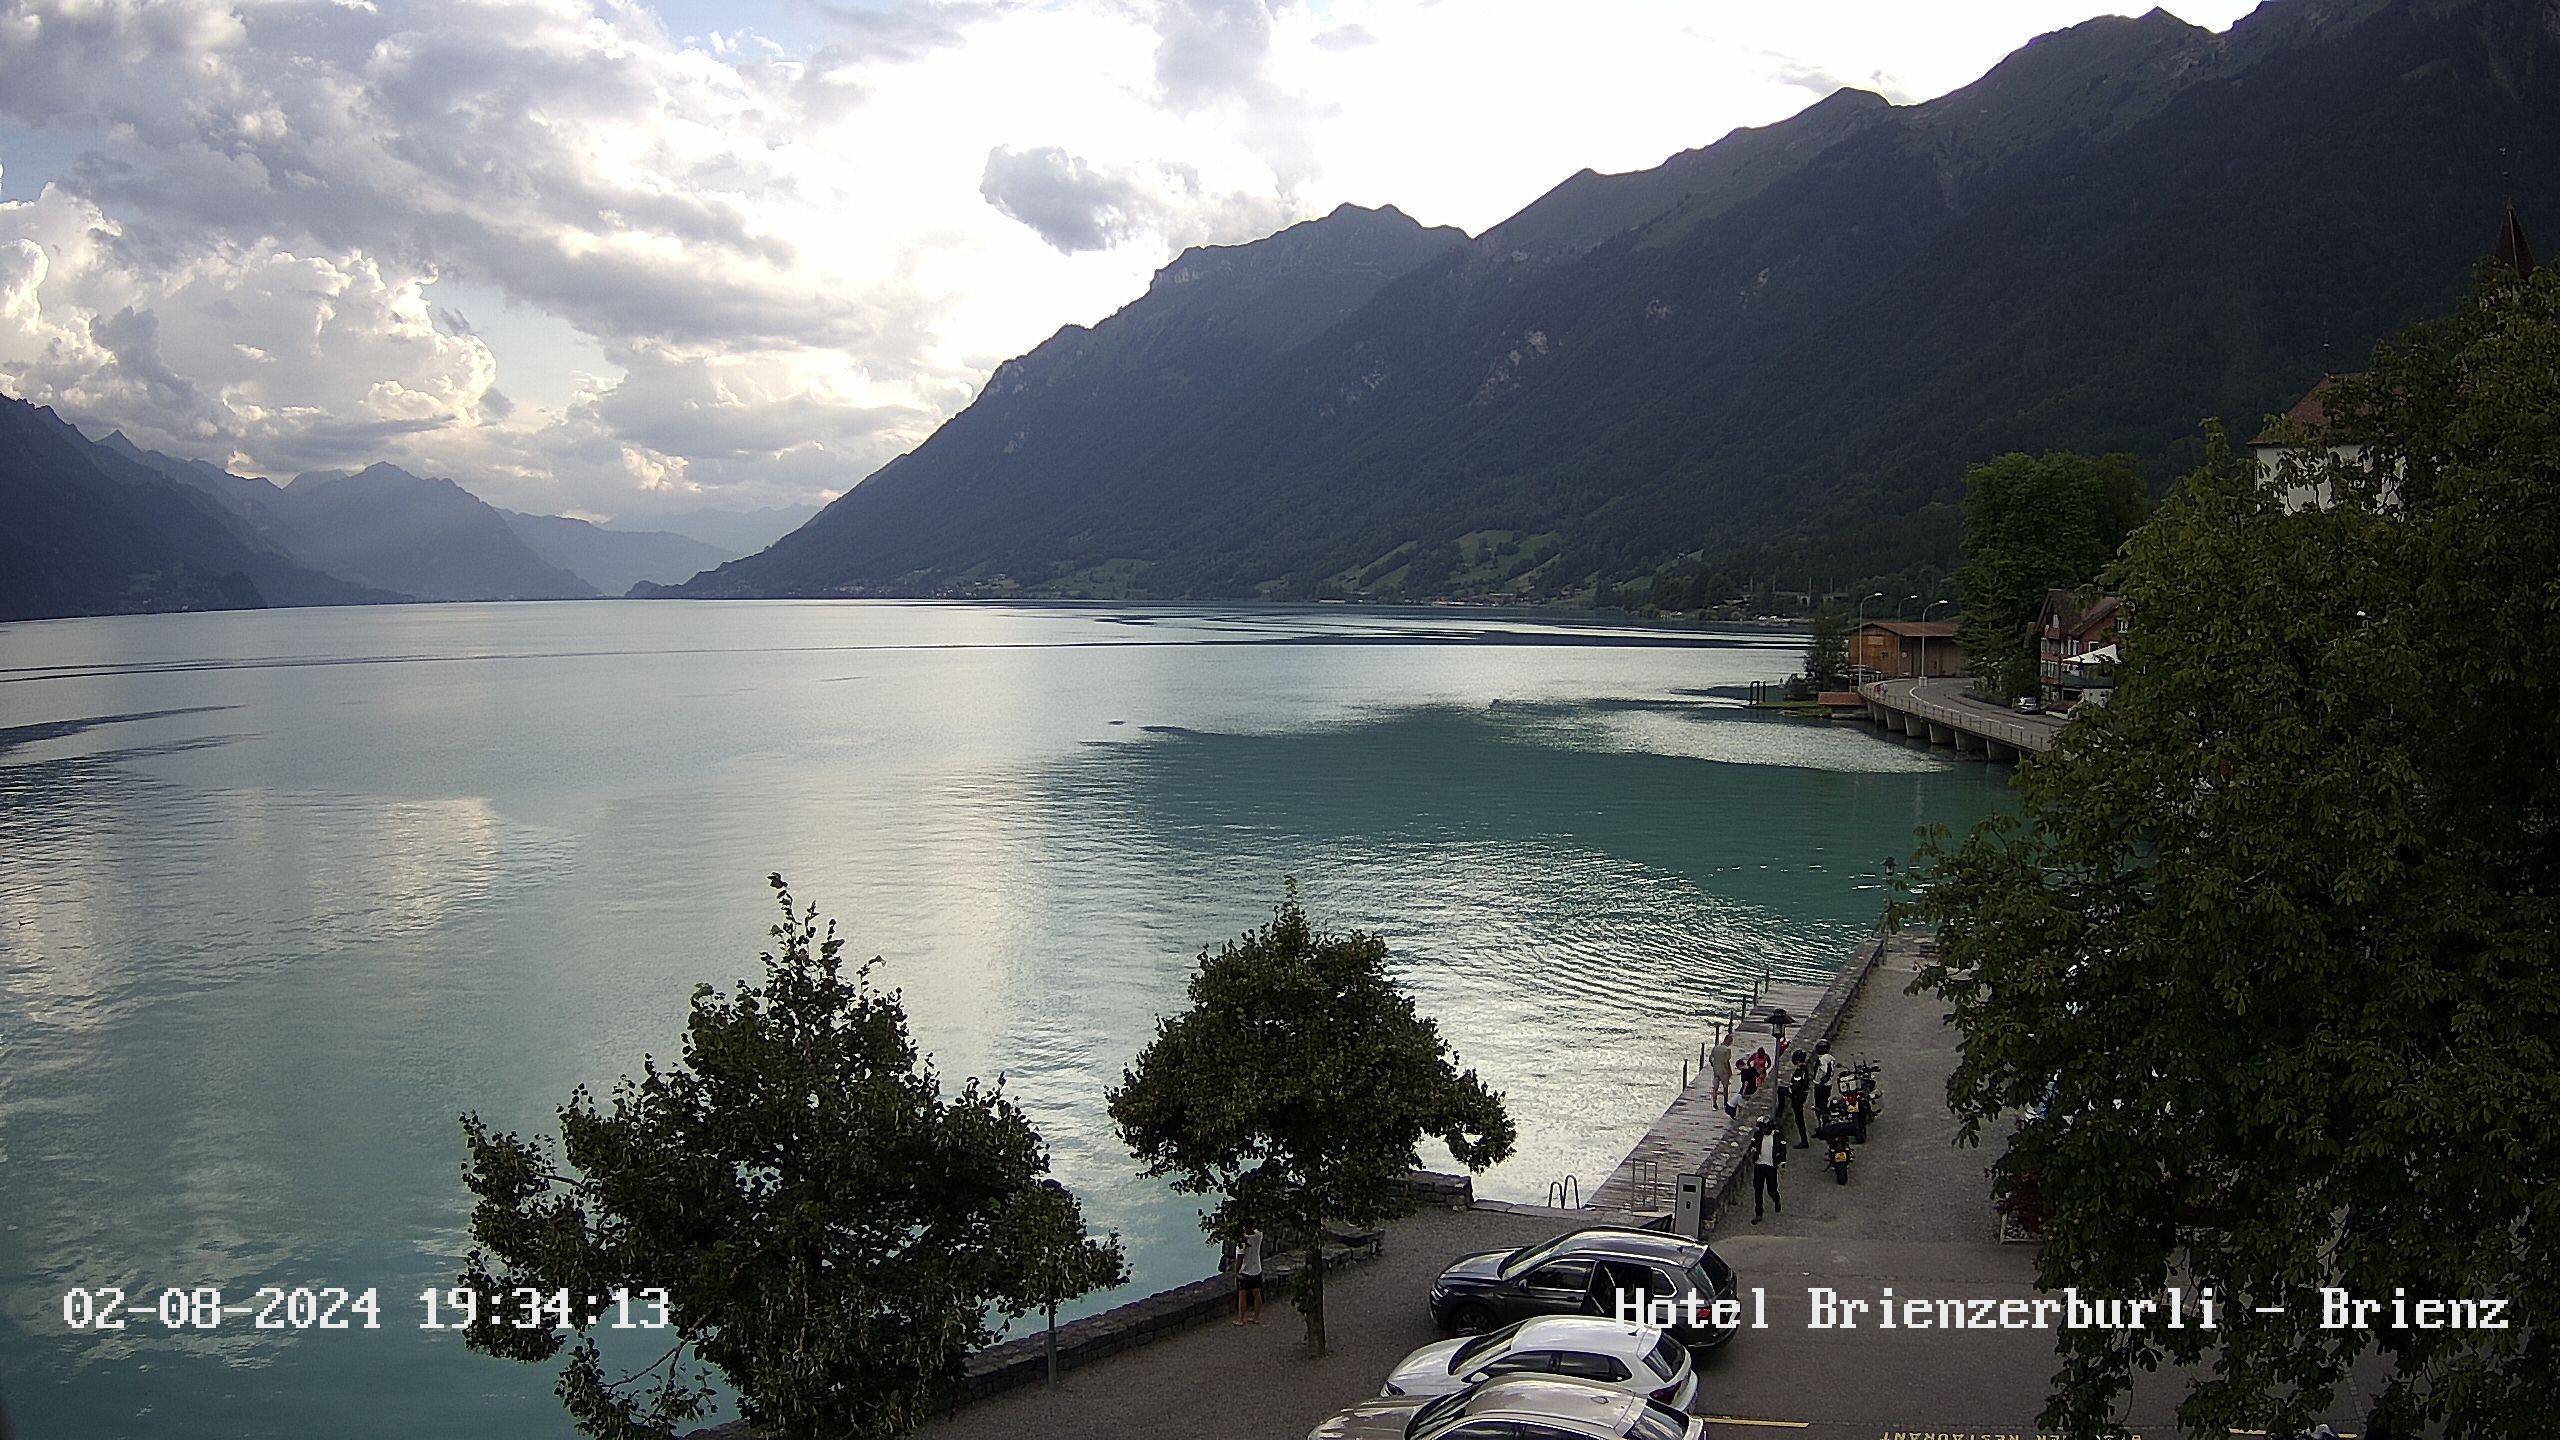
[2493,202,2535,278]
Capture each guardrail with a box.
[1860,680,2055,755]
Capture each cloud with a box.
[980,146,1156,253]
[0,184,505,462]
[980,144,1295,254]
[805,0,1014,65]
[1146,0,1326,186]
[1310,23,1376,52]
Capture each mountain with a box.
[271,464,598,602]
[0,398,393,621]
[498,510,733,597]
[670,0,2560,604]
[602,504,817,556]
[675,202,1470,598]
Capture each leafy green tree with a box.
[1953,452,2147,697]
[1906,264,2560,1439]
[1803,605,1849,687]
[1108,884,1517,1356]
[994,1180,1129,1387]
[457,875,1116,1440]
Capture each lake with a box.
[0,600,2008,1436]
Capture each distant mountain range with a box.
[0,399,759,621]
[668,0,2560,604]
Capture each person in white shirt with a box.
[1708,1027,1734,1110]
[1751,1121,1785,1222]
[1813,1041,1838,1122]
[1232,1227,1264,1325]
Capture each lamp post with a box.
[1855,591,1885,680]
[1921,598,1952,680]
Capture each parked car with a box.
[1310,1374,1709,1440]
[1381,1315,1699,1409]
[2012,695,2043,713]
[1428,1227,1740,1348]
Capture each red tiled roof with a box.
[1851,620,1958,638]
[2069,594,2121,639]
[2250,375,2347,447]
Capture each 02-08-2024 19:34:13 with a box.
[58,1284,674,1332]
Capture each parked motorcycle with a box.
[1814,1107,1858,1184]
[1839,1060,1883,1141]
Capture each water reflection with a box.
[0,602,2007,1439]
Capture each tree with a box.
[1953,452,2147,697]
[457,875,1118,1440]
[1107,884,1517,1355]
[1906,263,2560,1439]
[994,1180,1129,1388]
[1803,605,1849,687]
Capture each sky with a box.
[0,0,2262,522]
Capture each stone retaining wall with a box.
[683,1170,1466,1437]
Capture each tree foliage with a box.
[1803,605,1850,687]
[1907,263,2560,1439]
[457,875,1117,1440]
[1107,884,1517,1355]
[1954,451,2146,697]
[994,1180,1129,1387]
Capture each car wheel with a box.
[1447,1303,1495,1336]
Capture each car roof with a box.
[1452,1375,1641,1423]
[1491,1316,1663,1357]
[1551,1228,1710,1266]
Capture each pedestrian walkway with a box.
[1585,977,1827,1214]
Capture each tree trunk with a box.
[1044,1301,1059,1386]
[1301,1240,1327,1356]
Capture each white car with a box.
[1381,1316,1699,1411]
[1313,1374,1706,1440]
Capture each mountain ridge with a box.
[666,0,2556,604]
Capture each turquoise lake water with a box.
[0,600,2009,1436]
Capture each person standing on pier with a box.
[1813,1040,1837,1123]
[1784,1050,1813,1145]
[1751,1120,1784,1222]
[1709,1027,1734,1110]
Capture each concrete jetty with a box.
[1584,975,1828,1214]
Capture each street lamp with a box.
[1922,598,1952,679]
[1855,591,1885,679]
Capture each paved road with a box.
[920,948,2384,1440]
[1867,677,2067,754]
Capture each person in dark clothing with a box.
[1751,1120,1785,1222]
[1785,1050,1812,1145]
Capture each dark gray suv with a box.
[1427,1228,1740,1349]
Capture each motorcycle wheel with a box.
[1834,1163,1848,1185]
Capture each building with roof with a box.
[2248,376,2391,512]
[1848,620,1964,679]
[2038,589,2121,710]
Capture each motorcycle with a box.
[1814,1096,1859,1184]
[1839,1060,1883,1141]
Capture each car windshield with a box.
[1449,1321,1525,1369]
[1626,1400,1693,1440]
[1406,1390,1470,1438]
[1497,1234,1573,1278]
[1642,1333,1683,1379]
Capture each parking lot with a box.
[923,948,2385,1440]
